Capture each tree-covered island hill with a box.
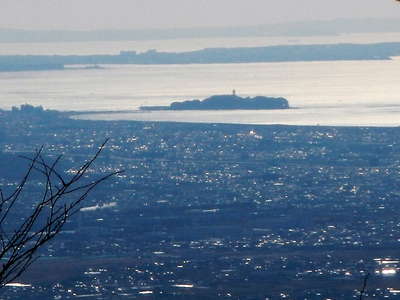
[140,93,290,111]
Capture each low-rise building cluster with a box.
[1,109,400,299]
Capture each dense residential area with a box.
[1,108,400,299]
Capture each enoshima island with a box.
[140,91,289,111]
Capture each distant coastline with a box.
[140,94,290,111]
[0,63,64,72]
[1,42,400,72]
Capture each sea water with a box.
[1,35,400,126]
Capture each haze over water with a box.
[1,34,400,126]
[2,32,400,55]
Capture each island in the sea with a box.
[140,94,290,111]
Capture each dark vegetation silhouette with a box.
[359,273,370,300]
[140,94,289,111]
[0,141,119,287]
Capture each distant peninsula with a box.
[2,42,400,71]
[140,94,289,111]
[0,63,64,72]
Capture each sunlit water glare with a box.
[1,57,400,126]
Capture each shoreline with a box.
[1,42,400,70]
[68,108,400,128]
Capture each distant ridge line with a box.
[1,18,400,43]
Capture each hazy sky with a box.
[2,0,400,30]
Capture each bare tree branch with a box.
[0,140,121,287]
[359,272,370,300]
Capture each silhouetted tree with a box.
[0,141,119,287]
[359,273,370,300]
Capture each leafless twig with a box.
[359,272,370,300]
[0,140,120,287]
